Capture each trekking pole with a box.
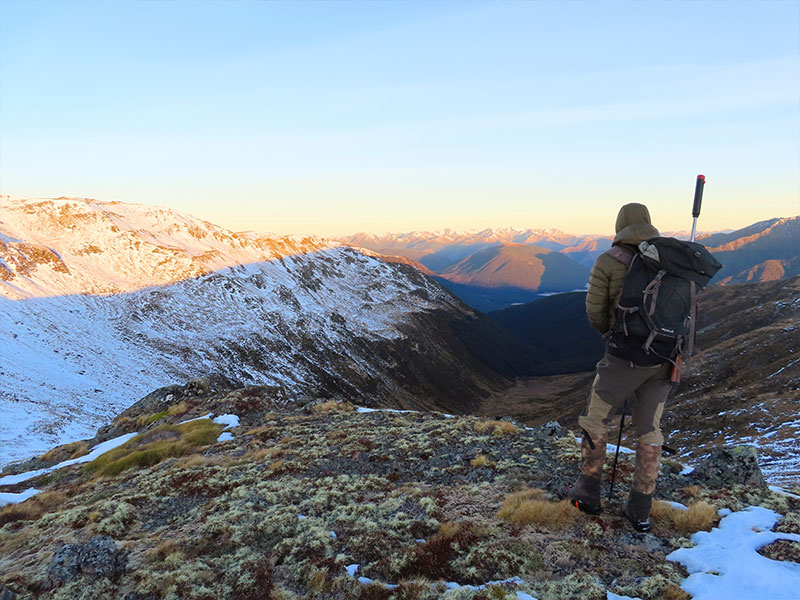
[608,400,627,500]
[690,174,705,242]
[673,174,706,385]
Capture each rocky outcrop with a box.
[689,446,767,489]
[46,536,126,589]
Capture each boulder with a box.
[689,445,767,488]
[46,536,126,589]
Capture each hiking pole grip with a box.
[690,174,705,242]
[692,175,705,218]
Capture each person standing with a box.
[568,203,670,532]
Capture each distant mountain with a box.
[0,196,535,465]
[560,237,613,267]
[700,216,800,284]
[341,228,608,282]
[439,244,590,293]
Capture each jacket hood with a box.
[612,203,659,246]
[615,203,652,233]
[614,222,660,246]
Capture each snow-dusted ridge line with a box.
[1,196,459,465]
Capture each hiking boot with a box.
[564,432,607,515]
[625,490,653,532]
[624,442,661,532]
[565,475,602,515]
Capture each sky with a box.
[1,0,798,236]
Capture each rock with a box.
[0,588,15,600]
[543,421,567,438]
[46,536,126,589]
[689,446,767,488]
[618,532,666,554]
[118,375,241,419]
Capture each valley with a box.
[2,196,799,487]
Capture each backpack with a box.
[606,237,722,367]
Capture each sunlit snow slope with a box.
[0,196,467,464]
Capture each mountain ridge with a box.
[0,197,532,467]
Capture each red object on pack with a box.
[670,355,682,384]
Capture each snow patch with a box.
[769,485,800,500]
[667,506,800,600]
[0,431,139,486]
[213,414,240,429]
[0,487,41,507]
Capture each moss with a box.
[612,572,691,600]
[47,578,119,600]
[553,431,581,461]
[93,500,136,537]
[531,572,606,600]
[139,410,169,426]
[83,419,223,478]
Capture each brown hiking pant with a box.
[578,350,671,446]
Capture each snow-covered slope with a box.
[1,196,492,465]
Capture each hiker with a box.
[568,203,669,532]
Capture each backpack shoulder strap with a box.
[604,244,636,267]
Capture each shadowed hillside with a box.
[489,292,604,375]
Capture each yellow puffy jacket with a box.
[586,204,660,334]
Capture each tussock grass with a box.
[0,490,69,526]
[182,454,217,468]
[471,454,494,468]
[83,419,223,478]
[40,441,89,464]
[310,400,354,413]
[681,485,702,499]
[497,488,578,528]
[148,539,181,563]
[651,500,717,533]
[665,585,692,600]
[167,401,191,417]
[474,419,520,436]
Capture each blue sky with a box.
[1,0,798,235]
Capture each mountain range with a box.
[0,197,533,465]
[1,196,798,600]
[340,216,799,312]
[2,196,799,486]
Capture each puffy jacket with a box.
[586,204,660,334]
